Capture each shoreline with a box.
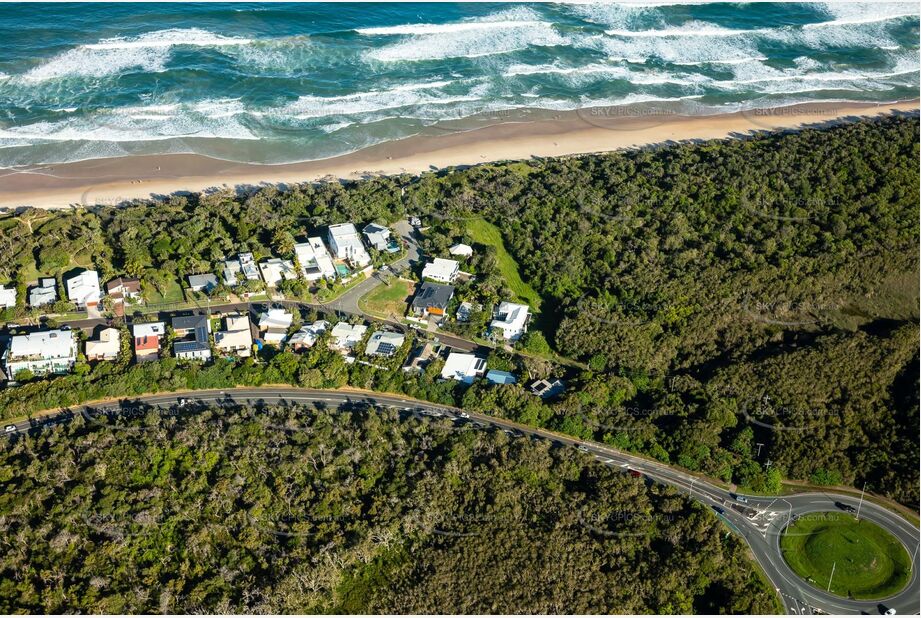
[0,99,918,210]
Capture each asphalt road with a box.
[4,386,918,615]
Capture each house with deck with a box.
[294,238,337,281]
[490,301,531,341]
[3,329,78,378]
[422,258,459,284]
[328,223,371,267]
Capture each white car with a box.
[4,425,16,433]
[458,412,470,419]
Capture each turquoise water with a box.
[0,2,917,166]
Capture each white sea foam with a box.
[83,28,251,50]
[605,23,765,38]
[357,20,545,36]
[18,28,250,83]
[280,85,485,119]
[806,2,919,29]
[365,7,567,62]
[0,99,258,143]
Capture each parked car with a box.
[4,424,16,433]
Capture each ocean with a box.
[0,2,917,167]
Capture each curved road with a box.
[5,387,919,615]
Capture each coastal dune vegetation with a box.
[0,404,782,613]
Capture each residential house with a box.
[363,223,398,253]
[187,273,218,293]
[530,378,565,399]
[289,320,329,350]
[258,308,294,345]
[410,282,454,320]
[421,258,459,284]
[259,258,297,287]
[365,330,405,357]
[85,327,121,362]
[222,259,242,286]
[0,285,16,309]
[449,243,473,258]
[327,223,371,267]
[329,322,368,352]
[403,341,437,372]
[172,314,211,361]
[294,238,337,281]
[441,353,487,383]
[490,301,531,341]
[132,322,165,362]
[106,276,142,315]
[224,252,261,286]
[65,270,101,309]
[3,329,78,378]
[215,313,253,358]
[485,369,517,385]
[456,301,481,323]
[106,276,141,301]
[29,278,57,308]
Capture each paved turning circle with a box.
[780,512,912,600]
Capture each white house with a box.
[490,301,531,341]
[363,223,393,252]
[225,253,262,285]
[85,327,121,361]
[66,270,101,308]
[259,258,297,287]
[422,258,459,284]
[29,278,57,308]
[258,308,294,345]
[365,330,405,357]
[3,329,78,378]
[327,223,371,267]
[215,313,253,357]
[449,243,473,258]
[329,322,368,351]
[441,353,487,384]
[289,320,329,350]
[294,238,337,281]
[0,285,16,309]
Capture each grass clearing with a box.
[464,218,542,312]
[780,512,910,599]
[145,277,185,304]
[359,279,415,319]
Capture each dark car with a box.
[835,501,857,513]
[629,469,642,478]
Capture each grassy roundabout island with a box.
[780,512,912,600]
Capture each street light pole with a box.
[827,561,836,592]
[855,482,867,521]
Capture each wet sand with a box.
[0,100,917,210]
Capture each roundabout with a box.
[780,512,912,600]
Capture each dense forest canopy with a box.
[0,114,917,505]
[0,404,780,613]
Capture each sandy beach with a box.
[0,100,917,210]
